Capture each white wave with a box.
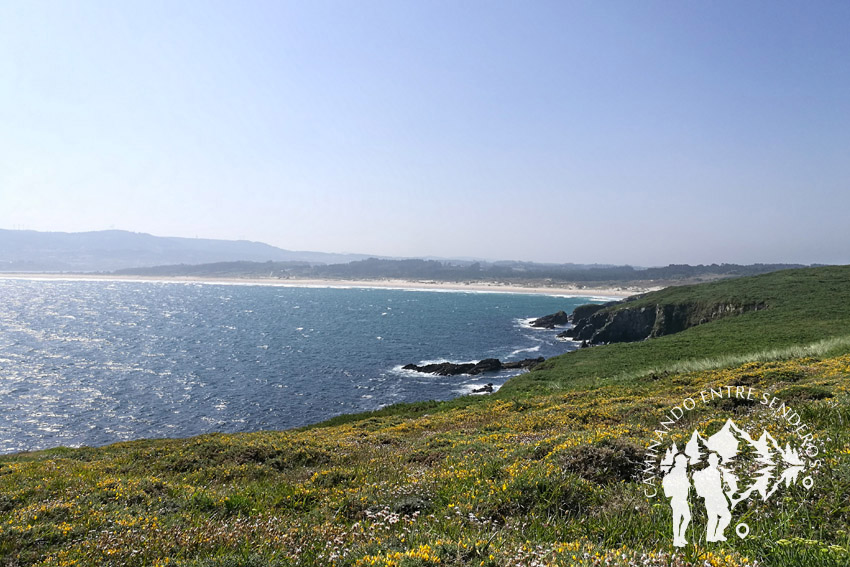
[518,315,577,331]
[389,359,479,378]
[515,317,538,329]
[454,383,502,396]
[506,345,541,358]
[389,364,433,378]
[415,358,480,366]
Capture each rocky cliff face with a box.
[570,303,611,321]
[564,301,766,345]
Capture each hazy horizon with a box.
[0,226,830,270]
[2,2,849,266]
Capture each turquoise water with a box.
[0,278,604,453]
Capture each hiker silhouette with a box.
[662,453,691,547]
[693,452,732,542]
[660,421,812,547]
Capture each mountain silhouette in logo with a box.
[708,419,804,505]
[660,419,810,546]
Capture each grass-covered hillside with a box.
[1,266,849,567]
[502,265,850,395]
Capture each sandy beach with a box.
[1,273,653,299]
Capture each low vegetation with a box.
[502,266,850,395]
[1,354,848,566]
[1,266,849,566]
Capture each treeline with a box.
[116,258,809,283]
[312,259,806,282]
[114,261,311,278]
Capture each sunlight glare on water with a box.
[0,278,600,453]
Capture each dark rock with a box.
[403,362,476,376]
[403,356,544,376]
[568,300,767,346]
[530,310,570,329]
[501,356,545,370]
[567,302,618,341]
[572,316,605,341]
[469,358,502,374]
[570,303,609,321]
[472,383,495,393]
[588,306,656,344]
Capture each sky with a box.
[1,1,848,266]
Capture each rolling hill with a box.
[500,265,850,395]
[0,229,371,272]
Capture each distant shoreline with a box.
[0,273,652,299]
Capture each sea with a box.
[0,278,607,454]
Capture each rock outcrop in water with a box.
[403,357,544,376]
[529,310,570,328]
[560,300,767,345]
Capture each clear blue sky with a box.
[1,1,848,265]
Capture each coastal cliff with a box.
[563,299,767,344]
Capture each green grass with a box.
[1,354,847,567]
[1,265,850,566]
[499,265,850,395]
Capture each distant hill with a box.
[309,258,808,283]
[0,229,813,279]
[0,229,372,272]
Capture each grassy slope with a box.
[500,265,850,396]
[1,266,849,567]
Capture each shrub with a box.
[558,438,643,484]
[777,385,833,401]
